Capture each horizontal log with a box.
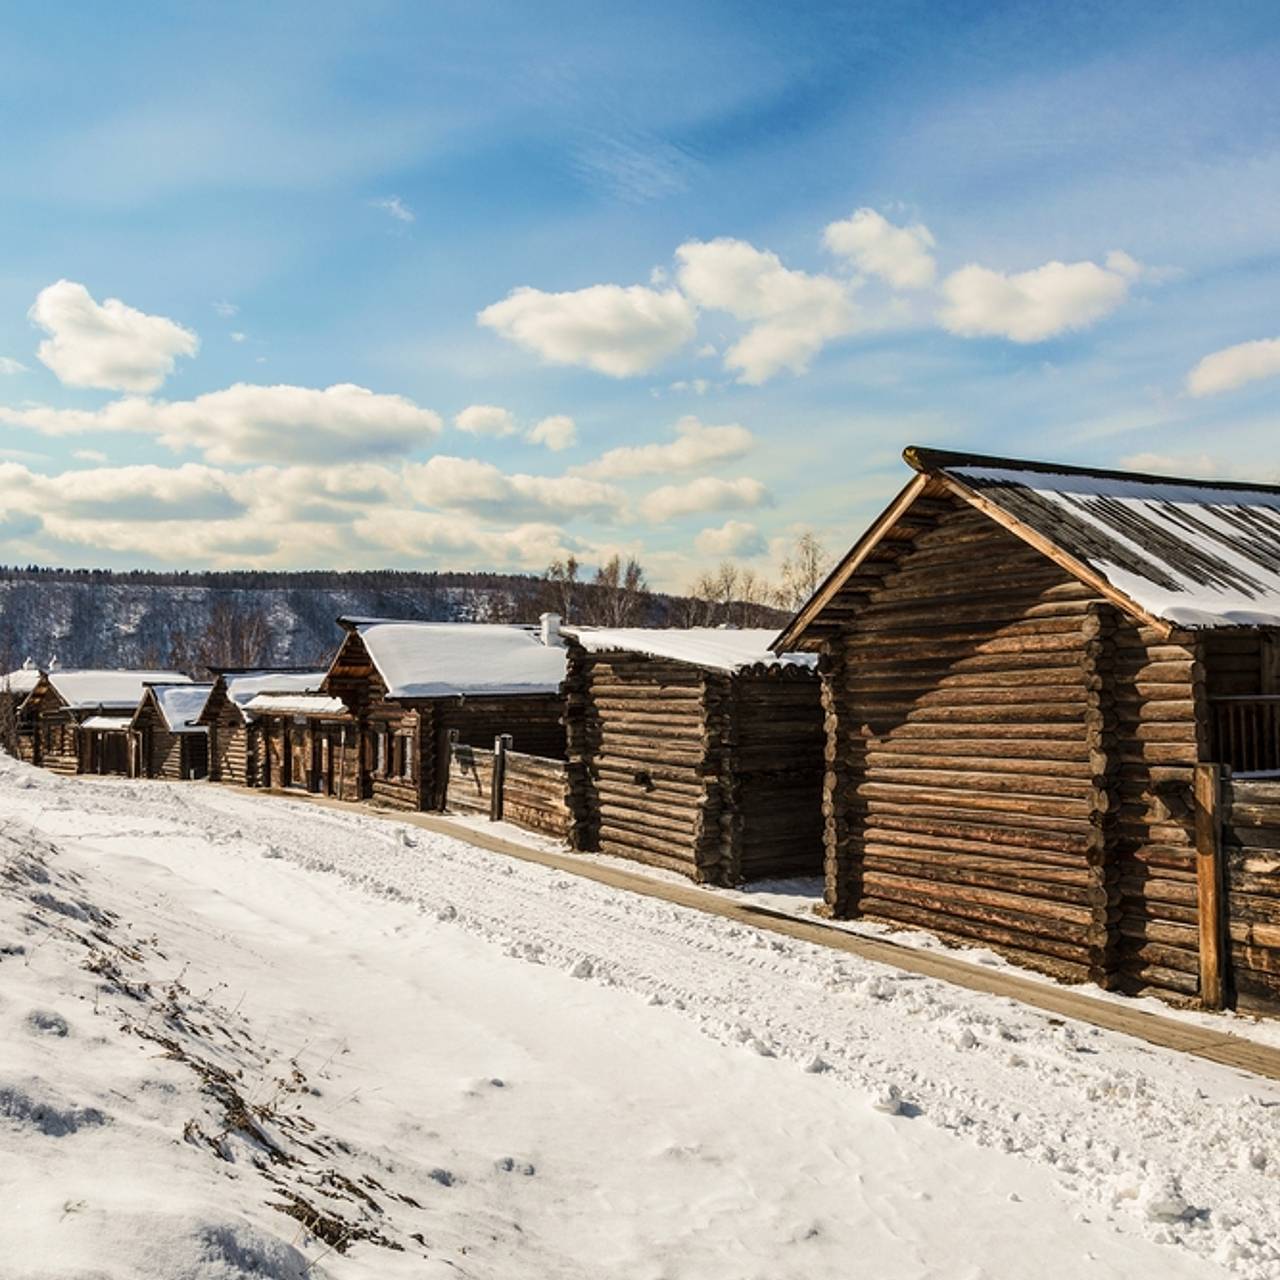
[859,870,1093,931]
[855,780,1092,820]
[864,821,1087,866]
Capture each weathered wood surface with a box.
[1223,778,1280,1012]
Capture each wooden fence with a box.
[444,733,572,839]
[1220,776,1280,1012]
[1212,696,1280,776]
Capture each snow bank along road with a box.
[1,757,1277,1279]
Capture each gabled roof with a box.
[336,618,567,699]
[1,660,41,696]
[43,670,192,711]
[81,714,133,731]
[565,627,817,675]
[137,682,214,734]
[775,446,1280,651]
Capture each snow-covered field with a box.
[1,756,1277,1279]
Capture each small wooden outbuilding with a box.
[320,616,569,816]
[197,669,329,787]
[1,660,43,761]
[562,628,824,884]
[248,692,357,797]
[775,446,1280,1010]
[22,670,192,775]
[131,683,214,780]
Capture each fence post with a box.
[490,733,512,822]
[1194,762,1227,1010]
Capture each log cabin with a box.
[562,628,824,885]
[320,615,568,814]
[774,446,1280,1011]
[197,669,329,787]
[131,683,213,780]
[23,670,192,776]
[1,660,42,761]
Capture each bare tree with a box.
[778,531,832,611]
[543,556,580,622]
[586,555,649,627]
[193,598,272,673]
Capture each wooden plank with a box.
[1195,762,1226,1010]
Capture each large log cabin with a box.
[321,616,569,813]
[775,447,1280,1010]
[562,628,824,885]
[197,669,329,787]
[131,683,213,780]
[23,670,192,776]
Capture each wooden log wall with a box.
[500,750,572,838]
[437,695,566,759]
[1221,778,1280,1012]
[1108,618,1204,999]
[830,498,1121,984]
[724,669,824,882]
[365,705,425,811]
[569,649,721,881]
[37,712,79,775]
[207,694,255,786]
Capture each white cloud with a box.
[29,280,199,391]
[355,509,572,572]
[639,475,770,523]
[526,414,577,451]
[1187,337,1280,397]
[73,449,107,463]
[675,238,858,384]
[575,415,753,479]
[372,195,415,223]
[0,357,27,375]
[823,208,937,289]
[212,301,239,319]
[694,519,765,558]
[405,456,623,521]
[230,331,247,344]
[938,256,1137,343]
[454,404,518,437]
[478,283,696,377]
[0,382,443,465]
[669,379,710,395]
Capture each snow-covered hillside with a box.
[1,756,1276,1279]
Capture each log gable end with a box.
[806,488,1206,999]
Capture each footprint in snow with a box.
[495,1156,536,1176]
[27,1009,69,1037]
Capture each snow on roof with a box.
[566,627,818,673]
[242,693,348,717]
[147,683,214,734]
[344,619,568,698]
[81,714,133,731]
[223,670,328,719]
[922,450,1280,628]
[47,670,192,711]
[2,661,41,695]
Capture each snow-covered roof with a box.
[81,714,133,731]
[566,627,818,674]
[223,670,328,720]
[46,670,192,711]
[145,683,214,734]
[242,693,349,717]
[917,449,1280,629]
[341,619,568,698]
[2,660,41,696]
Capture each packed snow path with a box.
[1,758,1277,1279]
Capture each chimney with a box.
[539,612,562,647]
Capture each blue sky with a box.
[1,1,1277,588]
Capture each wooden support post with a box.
[490,733,513,822]
[1194,762,1227,1010]
[441,728,459,812]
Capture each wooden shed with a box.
[775,446,1280,1011]
[247,692,356,798]
[562,628,824,885]
[197,669,329,788]
[131,683,213,780]
[1,660,42,762]
[320,616,569,817]
[22,670,192,776]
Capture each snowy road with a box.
[1,756,1276,1279]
